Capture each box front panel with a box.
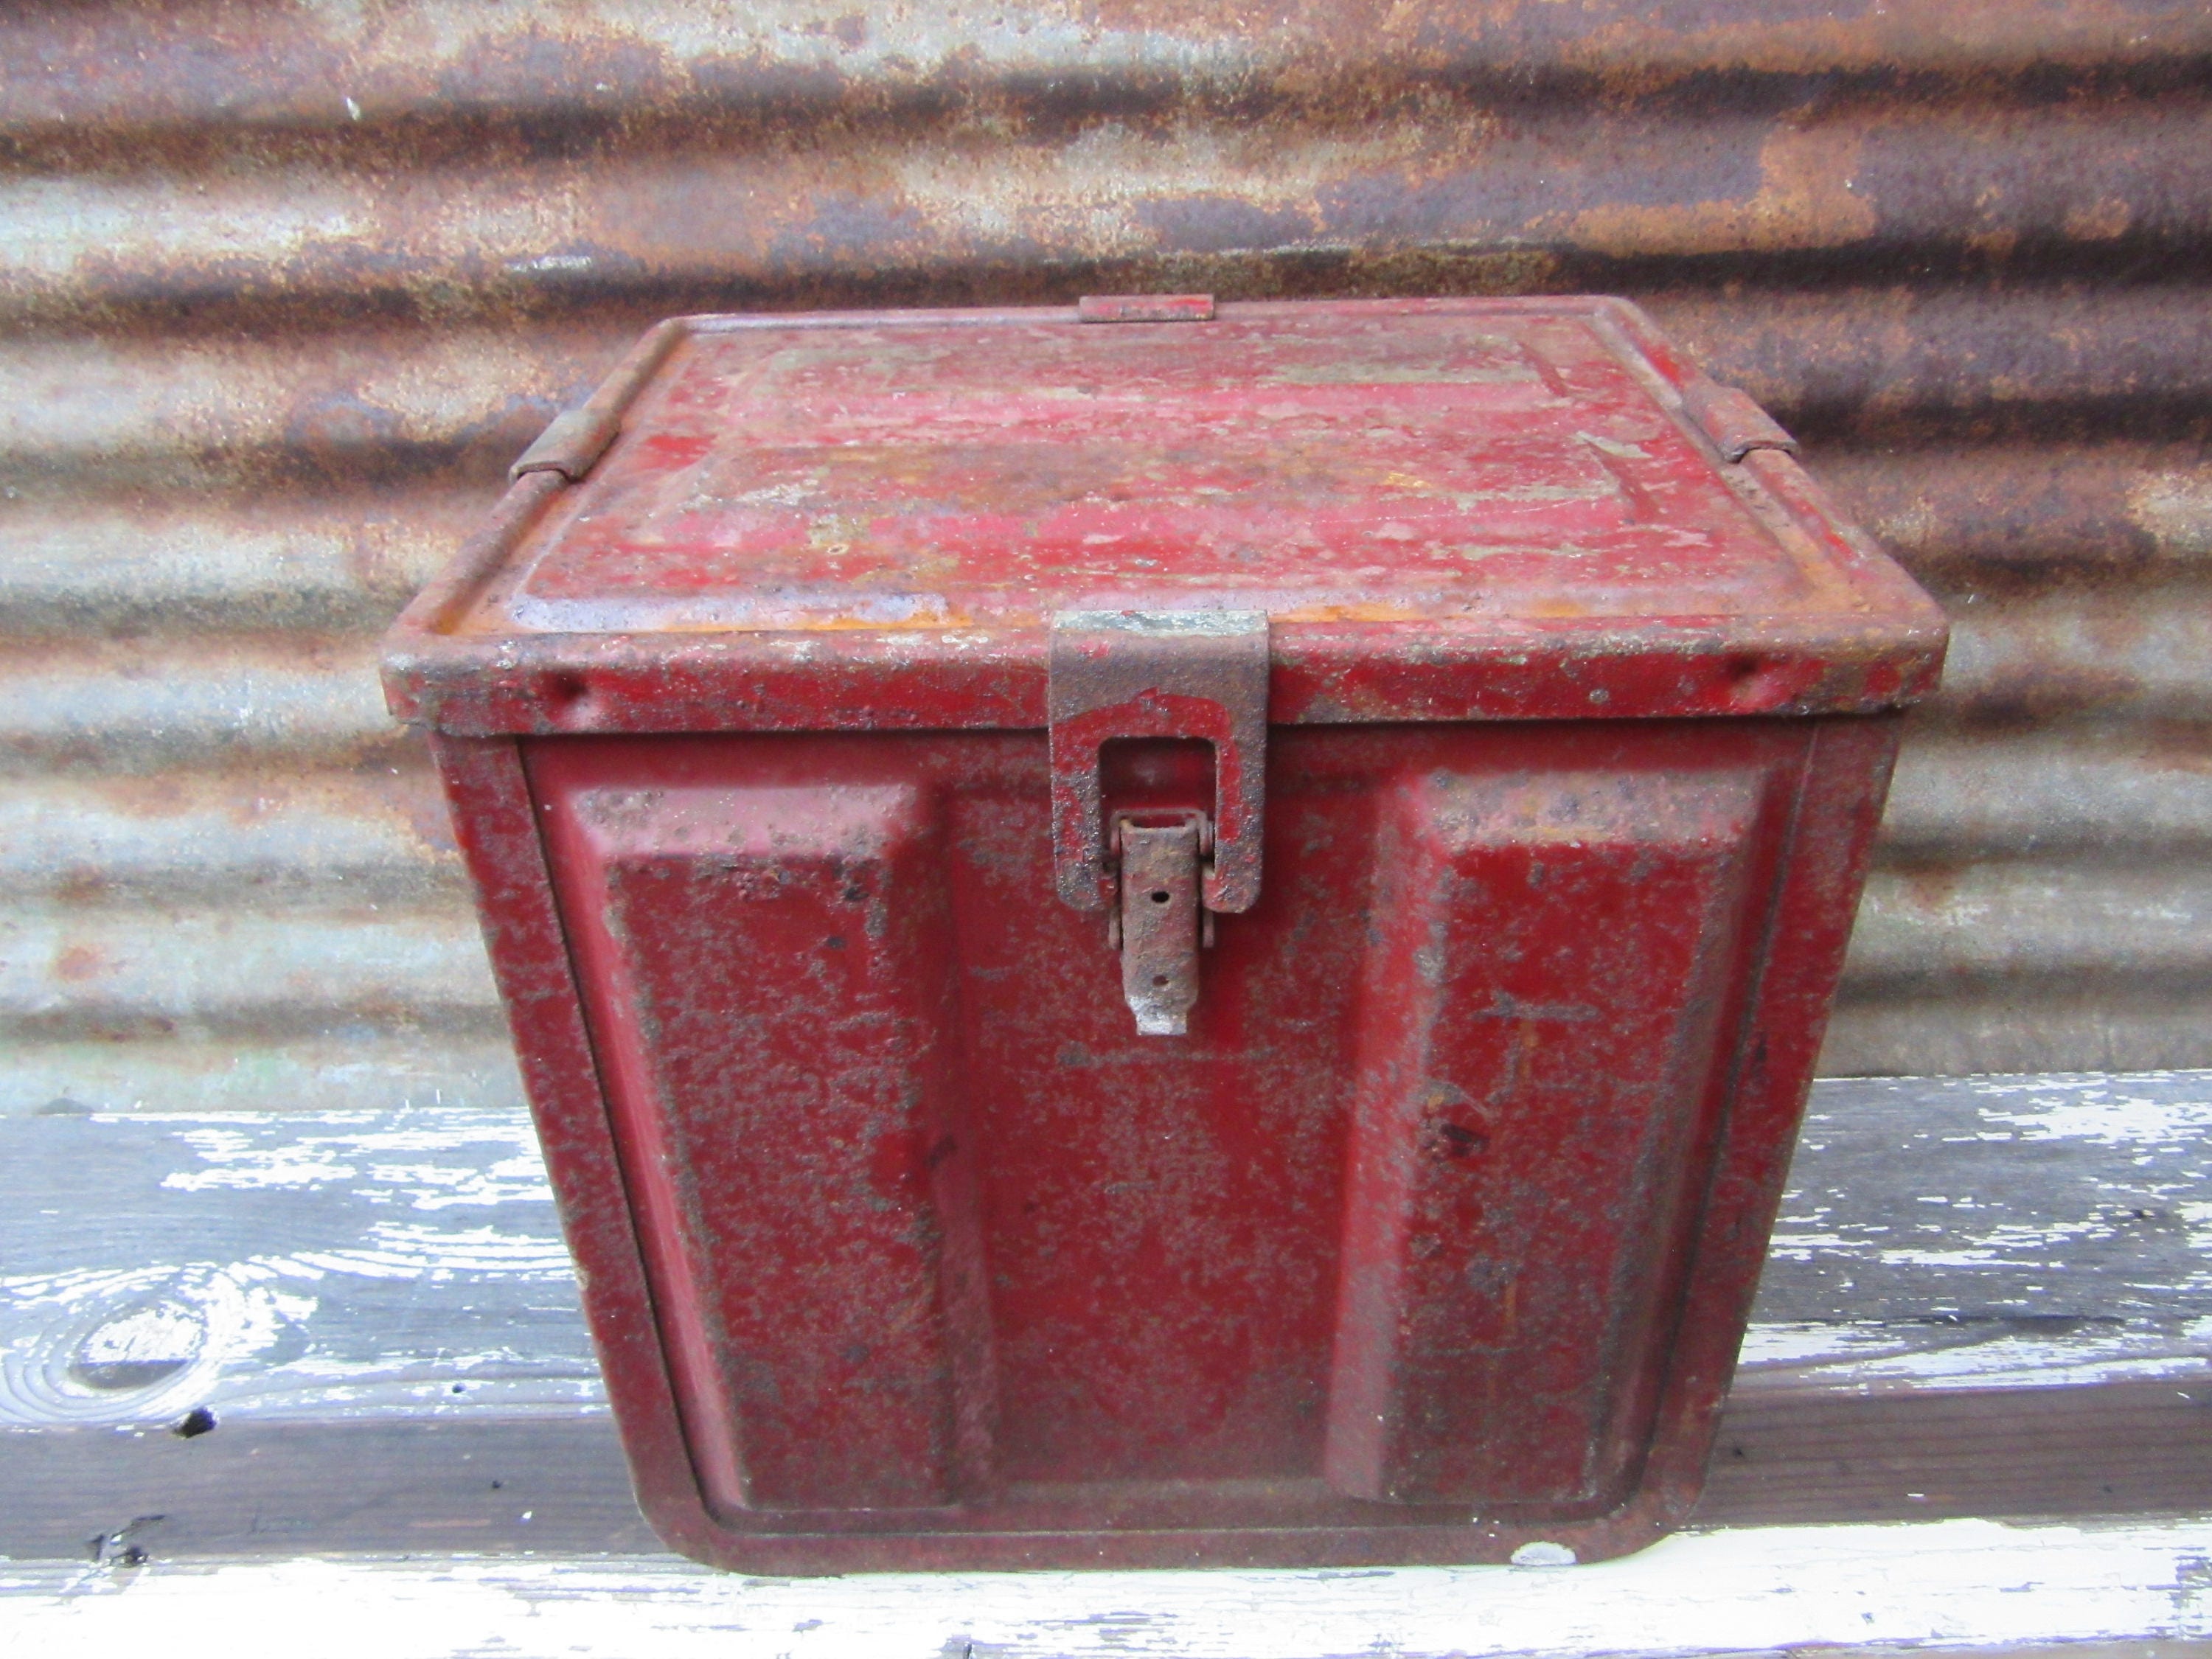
[536,776,990,1512]
[527,723,1806,1530]
[1323,768,1764,1508]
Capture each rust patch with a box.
[1563,122,1877,258]
[55,945,107,983]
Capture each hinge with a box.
[1049,611,1268,1037]
[507,316,689,483]
[1679,378,1798,463]
[510,406,622,482]
[1077,293,1216,324]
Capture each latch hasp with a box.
[1047,611,1269,914]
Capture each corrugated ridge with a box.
[3,0,2208,1096]
[4,1,2207,137]
[7,100,2211,329]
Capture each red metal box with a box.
[383,296,1945,1571]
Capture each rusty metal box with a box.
[382,296,1945,1572]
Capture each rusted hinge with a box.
[1048,611,1267,1036]
[509,316,690,483]
[510,406,622,482]
[1077,293,1216,324]
[1679,378,1798,463]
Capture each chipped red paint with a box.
[383,298,1945,736]
[386,296,1941,1571]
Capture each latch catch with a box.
[1110,815,1212,1036]
[1049,611,1269,1037]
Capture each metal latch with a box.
[1110,812,1211,1036]
[1048,611,1268,1036]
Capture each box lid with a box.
[383,297,1944,734]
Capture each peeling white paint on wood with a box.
[0,1105,593,1425]
[3,1517,2210,1658]
[1735,1315,2212,1391]
[1764,1071,2212,1320]
[4,1072,2208,1428]
[1972,1076,2212,1147]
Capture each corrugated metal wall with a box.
[4,1,2208,1116]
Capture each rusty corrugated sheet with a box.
[2,0,2208,1110]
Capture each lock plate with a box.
[1047,611,1268,914]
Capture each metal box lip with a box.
[383,296,1946,737]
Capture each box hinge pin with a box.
[507,317,689,483]
[510,407,622,481]
[1678,377,1798,463]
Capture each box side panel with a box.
[1324,766,1769,1507]
[531,760,990,1513]
[1629,714,1907,1508]
[424,734,721,1561]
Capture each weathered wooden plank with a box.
[1706,1375,2212,1528]
[1738,1070,2212,1395]
[3,1516,2210,1659]
[3,1073,2208,1430]
[0,1102,596,1425]
[0,1417,656,1562]
[0,1069,2207,1573]
[4,1375,2210,1564]
[1759,1072,2212,1322]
